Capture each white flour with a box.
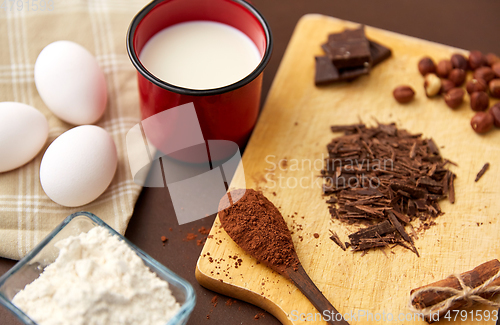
[13,227,180,325]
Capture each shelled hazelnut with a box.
[436,60,453,78]
[473,67,495,83]
[444,88,464,109]
[466,79,488,94]
[393,85,415,103]
[468,51,486,70]
[416,50,500,136]
[485,53,500,67]
[470,91,489,111]
[448,69,466,86]
[424,74,441,97]
[489,79,500,98]
[490,103,500,127]
[440,79,455,94]
[493,63,500,78]
[471,112,493,134]
[450,53,468,70]
[418,57,436,76]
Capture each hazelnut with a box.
[440,79,455,94]
[424,74,441,97]
[393,85,415,103]
[443,88,464,109]
[489,79,500,98]
[466,78,488,94]
[492,62,500,78]
[490,103,500,127]
[468,50,485,70]
[448,69,466,86]
[450,53,468,70]
[418,57,436,76]
[486,53,500,67]
[470,91,489,111]
[471,112,494,134]
[473,67,495,83]
[436,60,453,78]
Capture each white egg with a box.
[34,41,107,125]
[40,125,117,207]
[0,102,49,173]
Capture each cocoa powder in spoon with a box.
[218,189,299,273]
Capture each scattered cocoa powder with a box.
[211,295,218,307]
[225,298,237,306]
[218,189,299,273]
[183,233,197,241]
[198,226,211,235]
[313,233,320,239]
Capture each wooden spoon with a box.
[219,189,349,325]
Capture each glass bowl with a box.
[0,211,195,325]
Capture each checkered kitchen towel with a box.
[0,0,150,260]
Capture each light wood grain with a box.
[196,14,500,325]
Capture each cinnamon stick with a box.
[410,259,500,323]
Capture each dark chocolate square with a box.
[315,56,339,85]
[315,56,369,86]
[369,40,392,67]
[338,66,370,81]
[328,26,366,43]
[322,26,372,69]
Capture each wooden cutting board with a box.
[196,14,500,325]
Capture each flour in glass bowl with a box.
[12,226,180,325]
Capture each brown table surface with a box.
[2,1,500,324]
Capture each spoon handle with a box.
[285,265,349,325]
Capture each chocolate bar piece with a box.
[338,65,370,81]
[369,40,392,67]
[315,56,339,85]
[315,56,369,85]
[314,26,391,86]
[322,26,371,69]
[328,26,366,43]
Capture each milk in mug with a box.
[140,21,262,90]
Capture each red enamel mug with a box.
[126,0,272,156]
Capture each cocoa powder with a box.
[218,189,299,273]
[183,233,197,241]
[198,226,211,235]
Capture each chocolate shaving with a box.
[323,123,457,255]
[329,230,346,251]
[427,138,440,156]
[348,220,395,246]
[448,173,456,204]
[475,163,490,182]
[388,211,419,257]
